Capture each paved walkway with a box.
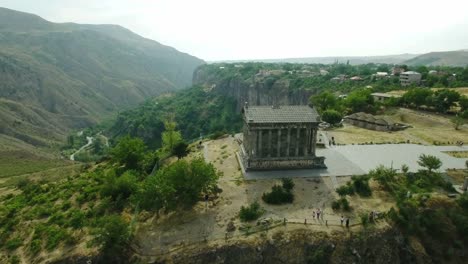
[243,144,468,180]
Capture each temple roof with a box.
[244,105,320,123]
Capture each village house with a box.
[371,92,402,102]
[400,71,422,86]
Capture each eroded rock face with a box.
[150,228,427,264]
[192,68,314,111]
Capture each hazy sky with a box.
[2,0,468,61]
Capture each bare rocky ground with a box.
[133,136,396,263]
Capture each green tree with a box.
[101,170,139,203]
[92,138,104,155]
[111,135,146,170]
[173,141,189,159]
[451,115,467,130]
[93,215,131,257]
[143,158,219,210]
[162,120,183,152]
[321,109,343,125]
[310,91,338,112]
[432,89,461,113]
[402,88,433,107]
[417,154,442,173]
[459,95,468,111]
[345,88,374,113]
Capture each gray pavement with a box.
[243,144,468,180]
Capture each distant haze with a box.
[2,0,468,61]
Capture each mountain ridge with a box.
[0,7,204,152]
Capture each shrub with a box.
[9,255,20,264]
[5,237,22,251]
[239,201,264,222]
[281,178,295,191]
[68,210,86,229]
[321,109,343,125]
[29,239,42,255]
[336,183,354,196]
[331,200,341,210]
[360,213,369,227]
[93,215,130,256]
[262,185,294,204]
[352,175,372,197]
[340,197,351,211]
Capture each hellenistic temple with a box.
[240,103,326,171]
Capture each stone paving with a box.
[243,144,468,181]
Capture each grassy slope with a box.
[0,7,204,151]
[404,50,468,66]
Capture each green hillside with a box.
[404,50,468,66]
[109,86,242,149]
[0,7,204,150]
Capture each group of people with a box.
[312,208,324,220]
[340,215,350,228]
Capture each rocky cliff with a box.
[193,65,315,111]
[134,227,433,264]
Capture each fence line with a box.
[131,215,367,258]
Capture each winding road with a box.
[69,136,93,161]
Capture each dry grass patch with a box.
[331,108,468,145]
[446,169,468,185]
[443,151,468,158]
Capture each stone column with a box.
[252,130,257,157]
[295,128,300,156]
[304,127,309,156]
[268,129,272,158]
[258,129,262,158]
[286,128,291,157]
[277,129,282,157]
[311,128,317,156]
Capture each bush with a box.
[331,198,351,211]
[93,215,130,256]
[352,175,372,197]
[321,109,343,125]
[331,200,341,210]
[5,237,22,251]
[360,213,370,227]
[239,201,264,222]
[340,197,350,211]
[262,185,294,204]
[29,239,42,255]
[336,183,354,196]
[9,255,20,264]
[281,178,295,191]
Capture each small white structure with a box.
[374,72,389,78]
[371,93,402,102]
[320,69,329,76]
[400,71,422,86]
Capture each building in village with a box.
[400,71,422,86]
[371,92,402,103]
[240,104,326,171]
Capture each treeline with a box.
[108,85,242,149]
[198,62,468,94]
